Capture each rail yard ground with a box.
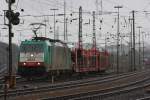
[0,68,150,100]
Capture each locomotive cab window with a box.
[20,44,44,53]
[19,43,45,62]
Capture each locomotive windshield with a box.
[20,44,43,53]
[19,44,44,62]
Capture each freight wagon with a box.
[71,48,109,73]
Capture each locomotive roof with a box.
[32,37,68,47]
[21,37,68,47]
[32,37,66,44]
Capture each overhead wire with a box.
[13,0,150,43]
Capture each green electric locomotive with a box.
[18,37,72,77]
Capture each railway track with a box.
[0,70,133,91]
[136,96,150,100]
[39,70,150,100]
[0,71,131,96]
[12,71,134,88]
[0,69,149,100]
[0,72,113,91]
[65,82,150,100]
[0,72,113,90]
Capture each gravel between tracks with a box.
[10,70,150,100]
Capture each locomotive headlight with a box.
[30,54,34,57]
[37,62,41,65]
[23,62,26,66]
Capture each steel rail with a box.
[40,73,150,100]
[68,82,150,100]
[1,69,149,99]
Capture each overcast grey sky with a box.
[0,0,150,46]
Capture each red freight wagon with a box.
[71,48,109,73]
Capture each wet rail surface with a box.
[38,70,150,100]
[0,70,136,92]
[2,69,149,100]
[0,71,135,97]
[136,96,150,100]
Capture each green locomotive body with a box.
[18,37,72,77]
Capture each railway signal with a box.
[6,0,15,4]
[6,11,20,25]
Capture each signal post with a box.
[4,0,20,99]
